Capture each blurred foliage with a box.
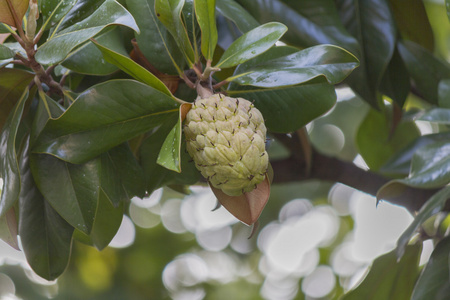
[0,0,450,300]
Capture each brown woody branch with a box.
[270,133,441,213]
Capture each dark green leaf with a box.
[155,0,196,66]
[62,27,127,75]
[379,47,410,107]
[215,22,287,69]
[99,144,146,206]
[0,207,19,250]
[438,79,450,108]
[356,108,420,171]
[105,143,146,200]
[236,0,359,53]
[336,0,397,108]
[157,114,182,172]
[19,138,74,280]
[30,92,65,147]
[40,0,77,29]
[0,68,34,131]
[0,23,10,33]
[30,154,99,234]
[229,83,336,133]
[35,0,139,65]
[228,44,359,88]
[389,0,434,52]
[398,40,450,105]
[381,132,450,176]
[0,89,29,218]
[342,244,421,300]
[216,0,259,33]
[73,189,124,251]
[392,186,450,260]
[412,235,450,300]
[92,39,174,97]
[126,0,184,74]
[0,43,15,59]
[32,80,179,164]
[195,0,217,61]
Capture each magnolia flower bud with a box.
[184,94,269,196]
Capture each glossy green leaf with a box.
[380,132,450,176]
[228,46,336,133]
[356,108,420,171]
[336,0,397,108]
[392,187,450,260]
[73,189,124,251]
[228,44,359,88]
[62,27,127,75]
[389,0,434,52]
[0,207,18,250]
[32,80,179,164]
[438,79,450,108]
[54,0,107,32]
[216,0,259,33]
[30,154,99,234]
[40,0,77,29]
[215,22,287,69]
[0,43,15,59]
[398,40,450,104]
[155,0,196,66]
[0,0,28,27]
[0,68,34,131]
[395,141,450,189]
[342,244,421,300]
[412,235,450,300]
[126,0,184,74]
[19,139,74,280]
[157,114,182,172]
[0,88,29,218]
[92,40,174,97]
[236,0,359,53]
[35,0,139,65]
[194,0,217,61]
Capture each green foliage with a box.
[0,0,450,299]
[341,244,422,300]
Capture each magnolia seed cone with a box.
[184,94,269,197]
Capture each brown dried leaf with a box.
[210,174,270,225]
[0,0,29,27]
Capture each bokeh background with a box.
[0,0,449,299]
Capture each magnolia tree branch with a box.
[270,133,440,213]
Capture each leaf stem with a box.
[212,80,229,90]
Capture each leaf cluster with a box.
[0,1,449,299]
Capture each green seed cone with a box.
[184,94,269,196]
